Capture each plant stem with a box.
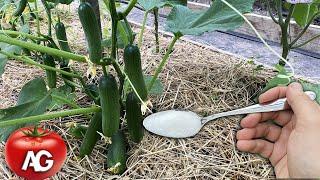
[292,34,320,49]
[138,11,149,48]
[109,0,118,60]
[153,8,160,53]
[279,4,294,66]
[34,0,41,36]
[276,0,283,25]
[112,61,125,94]
[120,0,137,19]
[290,12,320,47]
[41,0,52,37]
[51,94,92,119]
[102,65,108,75]
[0,51,81,78]
[148,35,180,91]
[266,0,278,24]
[0,106,101,127]
[0,30,47,41]
[0,35,86,62]
[61,77,82,88]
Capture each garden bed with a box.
[0,27,276,178]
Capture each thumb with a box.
[286,82,319,121]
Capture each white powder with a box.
[143,110,202,138]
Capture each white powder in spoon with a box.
[143,110,202,138]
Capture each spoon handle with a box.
[201,91,316,125]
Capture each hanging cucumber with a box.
[124,45,148,101]
[43,54,57,89]
[79,112,102,157]
[55,22,72,54]
[107,130,127,174]
[126,92,144,143]
[53,24,75,92]
[13,0,27,17]
[99,75,120,137]
[78,2,102,64]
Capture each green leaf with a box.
[138,0,185,11]
[0,78,51,141]
[69,123,87,139]
[292,3,319,27]
[0,42,22,76]
[144,75,164,95]
[49,85,76,110]
[162,0,187,7]
[138,0,165,11]
[301,82,320,104]
[260,65,293,94]
[165,0,254,36]
[17,78,48,105]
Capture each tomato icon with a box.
[5,127,67,180]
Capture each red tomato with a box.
[5,127,67,180]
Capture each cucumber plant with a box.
[0,0,255,175]
[261,0,320,92]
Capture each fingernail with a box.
[289,82,303,91]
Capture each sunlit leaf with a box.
[165,0,254,36]
[138,0,186,11]
[292,2,319,27]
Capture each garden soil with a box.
[0,27,277,179]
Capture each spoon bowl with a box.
[143,91,316,138]
[143,110,202,138]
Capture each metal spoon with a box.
[143,91,316,138]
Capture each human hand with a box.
[236,82,320,178]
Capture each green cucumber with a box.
[78,2,102,64]
[53,24,75,92]
[55,22,72,54]
[126,92,144,143]
[99,75,120,137]
[107,130,127,174]
[79,112,102,157]
[43,54,57,89]
[13,0,27,17]
[124,45,148,101]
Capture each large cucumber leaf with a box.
[165,0,254,36]
[0,78,52,141]
[138,0,187,11]
[0,43,22,76]
[291,1,320,27]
